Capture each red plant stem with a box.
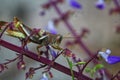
[113,0,120,8]
[111,70,120,80]
[114,0,120,13]
[49,0,111,78]
[0,39,92,80]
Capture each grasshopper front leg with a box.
[51,44,63,51]
[36,45,43,58]
[0,22,12,38]
[0,21,8,29]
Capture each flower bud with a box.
[0,64,4,73]
[17,61,26,70]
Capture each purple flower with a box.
[98,49,120,64]
[40,73,48,80]
[48,45,57,58]
[95,0,105,10]
[46,20,57,34]
[107,56,120,64]
[67,0,82,9]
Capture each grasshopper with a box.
[0,17,63,56]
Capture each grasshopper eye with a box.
[39,29,46,36]
[56,36,60,40]
[56,35,63,44]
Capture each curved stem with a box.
[34,64,47,71]
[4,56,20,65]
[81,53,98,73]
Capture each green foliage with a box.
[74,62,86,66]
[66,57,74,80]
[85,67,91,73]
[66,57,86,80]
[93,64,104,72]
[85,64,104,77]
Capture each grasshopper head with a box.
[13,17,20,23]
[13,17,22,28]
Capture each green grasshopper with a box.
[0,17,63,55]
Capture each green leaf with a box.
[85,67,95,77]
[85,64,104,77]
[93,64,104,72]
[74,62,86,66]
[66,57,73,68]
[90,70,95,77]
[0,30,2,32]
[66,57,74,80]
[85,67,92,73]
[90,64,104,77]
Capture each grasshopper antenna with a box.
[63,33,74,39]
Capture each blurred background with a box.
[0,0,120,80]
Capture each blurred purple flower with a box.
[67,0,82,9]
[46,20,57,34]
[39,11,46,16]
[98,49,120,64]
[40,73,48,80]
[48,45,57,58]
[95,0,105,10]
